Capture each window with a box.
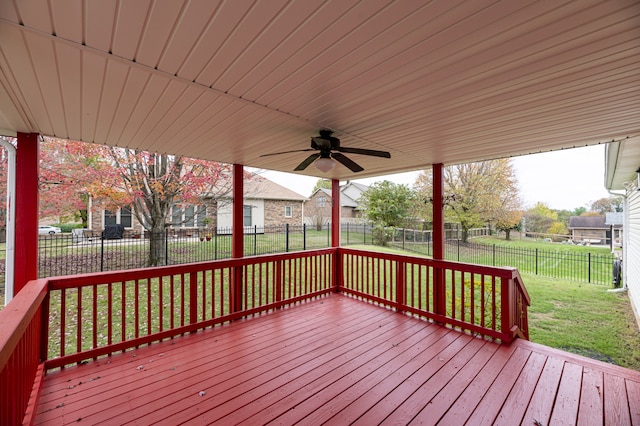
[104,210,117,226]
[171,204,207,227]
[104,206,132,228]
[244,205,252,227]
[184,206,195,227]
[195,205,207,227]
[120,206,132,228]
[316,196,326,208]
[284,206,292,218]
[172,204,183,225]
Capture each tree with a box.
[311,178,331,194]
[360,181,415,245]
[414,159,521,242]
[38,138,238,266]
[523,202,557,234]
[39,138,107,225]
[590,196,623,214]
[572,206,587,216]
[97,148,236,266]
[548,221,569,240]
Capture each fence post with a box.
[214,230,218,260]
[303,224,307,250]
[165,229,169,265]
[535,248,538,275]
[254,225,257,256]
[493,244,496,266]
[327,222,330,247]
[402,228,405,250]
[346,222,350,245]
[285,223,290,252]
[100,232,105,272]
[588,252,591,283]
[457,239,460,261]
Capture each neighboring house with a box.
[216,175,306,232]
[568,215,620,245]
[305,181,369,227]
[87,175,306,234]
[604,138,640,328]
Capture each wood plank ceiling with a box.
[0,0,639,181]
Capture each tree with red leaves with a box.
[37,138,238,266]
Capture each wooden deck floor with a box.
[32,294,640,425]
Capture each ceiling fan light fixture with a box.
[315,157,335,173]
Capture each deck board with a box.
[31,294,640,425]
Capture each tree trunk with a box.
[148,227,167,266]
[505,229,511,240]
[461,228,469,243]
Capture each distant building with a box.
[305,182,369,228]
[568,215,622,245]
[88,175,307,234]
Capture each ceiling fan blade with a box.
[294,153,321,171]
[332,152,364,173]
[260,148,316,157]
[336,146,391,158]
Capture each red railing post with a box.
[501,277,513,342]
[189,272,198,324]
[40,292,50,362]
[275,260,283,302]
[396,261,406,312]
[334,249,343,292]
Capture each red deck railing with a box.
[339,248,530,342]
[0,248,529,426]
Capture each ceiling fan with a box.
[260,130,391,173]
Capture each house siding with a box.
[264,199,303,227]
[626,190,640,324]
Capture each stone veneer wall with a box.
[264,199,303,227]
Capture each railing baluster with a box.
[77,287,82,356]
[92,285,98,351]
[147,278,152,335]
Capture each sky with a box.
[260,144,613,212]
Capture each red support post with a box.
[14,132,39,295]
[232,164,244,259]
[331,179,340,247]
[432,163,446,316]
[231,164,244,312]
[331,179,341,292]
[432,163,444,260]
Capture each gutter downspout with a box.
[604,140,627,292]
[0,139,16,305]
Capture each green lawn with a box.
[524,272,640,370]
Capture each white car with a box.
[39,225,62,235]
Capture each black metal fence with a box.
[392,238,616,286]
[0,224,617,299]
[34,223,373,279]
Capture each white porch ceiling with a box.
[0,0,638,181]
